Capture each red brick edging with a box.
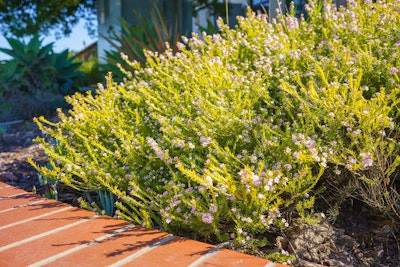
[0,182,289,267]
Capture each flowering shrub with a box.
[30,0,400,261]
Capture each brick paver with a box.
[0,182,289,267]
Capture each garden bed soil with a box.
[0,117,399,267]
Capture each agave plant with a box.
[0,35,56,95]
[0,34,83,120]
[0,34,82,96]
[51,49,84,95]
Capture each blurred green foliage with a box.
[0,34,83,120]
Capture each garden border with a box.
[0,181,289,266]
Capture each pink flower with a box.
[200,136,212,147]
[97,83,104,90]
[165,214,172,224]
[360,153,373,168]
[284,164,292,170]
[201,213,213,224]
[251,173,261,186]
[389,67,398,74]
[120,52,128,60]
[190,206,196,214]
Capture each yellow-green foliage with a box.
[31,0,400,257]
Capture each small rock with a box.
[361,205,369,213]
[374,244,384,259]
[381,225,392,234]
[22,131,35,140]
[24,138,33,145]
[0,173,19,182]
[2,134,15,144]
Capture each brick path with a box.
[0,182,289,267]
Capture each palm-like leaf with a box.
[0,34,83,97]
[101,5,181,80]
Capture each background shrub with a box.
[0,34,83,120]
[77,56,102,87]
[31,0,400,261]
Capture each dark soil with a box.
[0,118,46,192]
[0,115,81,203]
[1,117,399,267]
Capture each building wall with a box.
[97,0,192,64]
[97,0,121,63]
